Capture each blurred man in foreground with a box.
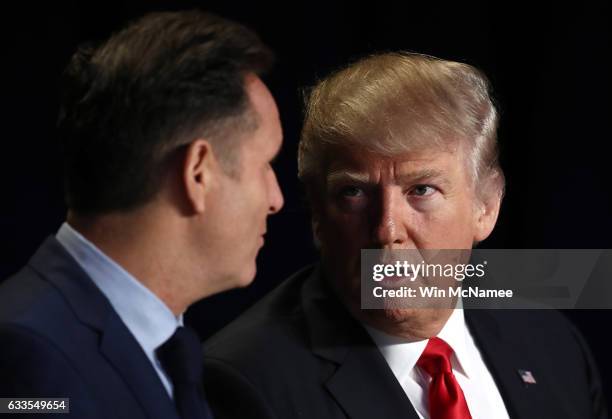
[0,10,283,419]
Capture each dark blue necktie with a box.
[157,326,214,419]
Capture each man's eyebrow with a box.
[326,171,370,185]
[395,169,449,185]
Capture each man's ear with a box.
[183,139,217,214]
[473,189,502,243]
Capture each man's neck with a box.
[66,209,194,316]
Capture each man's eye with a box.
[339,186,364,198]
[410,185,436,197]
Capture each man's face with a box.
[204,76,283,290]
[315,144,498,336]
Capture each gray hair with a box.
[298,52,505,201]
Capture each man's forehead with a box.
[325,148,461,183]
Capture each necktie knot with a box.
[417,337,472,419]
[156,326,213,419]
[157,326,203,386]
[417,336,454,375]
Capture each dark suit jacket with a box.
[0,237,182,419]
[203,265,608,419]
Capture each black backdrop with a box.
[2,0,611,407]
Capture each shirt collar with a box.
[437,307,474,379]
[365,308,475,380]
[56,222,182,358]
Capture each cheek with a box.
[319,212,364,276]
[321,205,370,245]
[242,174,268,213]
[319,213,364,297]
[417,203,475,247]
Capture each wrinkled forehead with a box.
[322,142,468,185]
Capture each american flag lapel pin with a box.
[518,369,537,385]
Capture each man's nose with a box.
[371,188,409,248]
[268,168,284,214]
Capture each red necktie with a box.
[417,337,472,419]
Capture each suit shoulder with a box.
[0,265,97,357]
[206,268,311,357]
[483,309,580,341]
[204,267,322,375]
[0,266,70,325]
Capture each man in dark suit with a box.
[0,10,284,419]
[203,53,607,418]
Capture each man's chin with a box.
[235,261,258,288]
[364,307,454,339]
[380,307,439,322]
[235,270,257,288]
[227,246,262,289]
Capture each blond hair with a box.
[298,52,504,200]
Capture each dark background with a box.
[2,0,611,407]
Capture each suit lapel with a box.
[99,315,180,419]
[301,267,419,419]
[29,237,180,419]
[325,341,420,419]
[466,310,562,419]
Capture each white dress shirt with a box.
[56,222,182,397]
[365,308,510,419]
